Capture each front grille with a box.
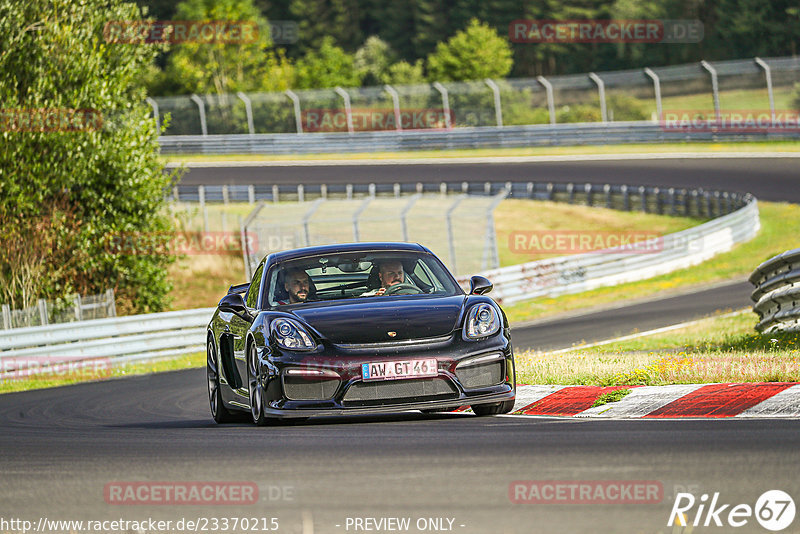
[455,361,504,389]
[283,376,340,401]
[343,378,458,406]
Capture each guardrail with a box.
[749,249,800,333]
[458,194,759,305]
[0,308,214,378]
[158,122,800,155]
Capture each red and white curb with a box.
[504,383,800,418]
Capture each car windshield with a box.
[265,251,462,306]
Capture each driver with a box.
[279,267,313,304]
[362,260,406,296]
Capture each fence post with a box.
[700,60,721,123]
[302,198,325,246]
[145,97,161,135]
[369,183,376,198]
[222,184,229,205]
[297,184,305,203]
[321,184,328,200]
[272,184,279,203]
[654,187,662,214]
[432,82,452,129]
[537,76,556,125]
[754,57,776,123]
[189,94,208,136]
[346,184,353,200]
[643,68,662,122]
[236,91,255,135]
[668,187,676,215]
[639,186,647,212]
[334,87,354,134]
[588,73,607,123]
[440,182,447,196]
[604,184,611,208]
[584,183,594,206]
[483,188,509,271]
[400,194,421,242]
[384,85,402,131]
[484,79,503,127]
[38,299,48,326]
[248,184,255,204]
[566,183,575,204]
[2,304,10,330]
[546,183,554,201]
[73,294,82,321]
[285,89,303,134]
[352,197,372,241]
[446,196,466,273]
[393,183,400,198]
[106,289,116,317]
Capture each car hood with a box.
[289,295,466,344]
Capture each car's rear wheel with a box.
[247,343,273,426]
[207,337,238,424]
[471,399,515,416]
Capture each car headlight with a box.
[271,318,316,351]
[463,303,501,340]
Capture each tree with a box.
[165,0,294,94]
[426,18,513,81]
[294,36,362,88]
[354,36,395,86]
[384,60,426,85]
[0,0,177,312]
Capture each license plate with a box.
[361,359,438,381]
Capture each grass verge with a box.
[515,310,800,386]
[0,352,205,394]
[162,140,800,163]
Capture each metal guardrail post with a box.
[754,57,775,123]
[297,184,305,203]
[484,79,503,127]
[654,187,662,214]
[445,195,466,273]
[393,183,400,198]
[566,183,574,204]
[198,185,205,208]
[222,185,229,205]
[285,89,303,134]
[588,73,607,123]
[346,184,353,200]
[189,94,208,136]
[321,184,328,199]
[400,193,421,242]
[432,82,452,129]
[639,186,647,212]
[621,184,630,211]
[352,197,372,241]
[604,184,611,208]
[272,184,279,203]
[384,84,402,131]
[584,183,594,206]
[302,198,325,247]
[537,76,556,125]
[248,185,255,204]
[145,97,161,134]
[700,60,721,123]
[2,304,11,330]
[236,92,255,135]
[106,289,116,317]
[334,87,355,134]
[643,68,662,122]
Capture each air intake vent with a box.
[283,376,340,401]
[343,378,458,406]
[455,361,504,389]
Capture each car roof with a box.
[268,242,429,263]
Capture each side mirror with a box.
[469,275,493,295]
[219,292,247,314]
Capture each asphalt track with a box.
[178,157,800,202]
[2,156,798,534]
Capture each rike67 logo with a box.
[668,490,795,531]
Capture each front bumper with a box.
[254,331,515,418]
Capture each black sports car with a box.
[206,242,515,425]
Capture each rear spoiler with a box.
[227,282,249,295]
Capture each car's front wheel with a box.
[471,399,515,416]
[207,337,238,424]
[247,342,273,426]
